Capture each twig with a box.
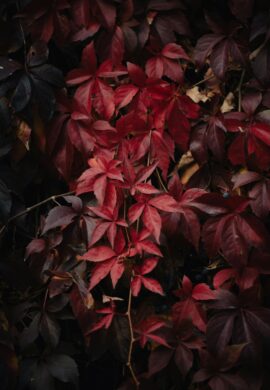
[155,169,168,192]
[249,41,267,61]
[16,1,27,70]
[123,196,131,242]
[237,69,246,112]
[42,287,49,313]
[147,131,152,167]
[0,191,75,237]
[126,276,139,388]
[190,74,215,88]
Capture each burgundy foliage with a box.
[0,1,270,389]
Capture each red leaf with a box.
[141,277,164,295]
[162,43,189,60]
[145,56,164,79]
[149,194,178,212]
[115,84,139,110]
[142,204,162,242]
[79,246,116,262]
[131,277,142,296]
[192,283,215,300]
[173,298,207,332]
[127,62,146,86]
[110,261,125,288]
[139,257,160,275]
[89,258,115,289]
[128,203,145,224]
[213,268,236,289]
[135,317,169,348]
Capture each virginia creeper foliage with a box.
[0,0,270,389]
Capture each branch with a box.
[237,69,246,112]
[249,40,267,61]
[126,276,140,388]
[190,74,215,88]
[155,169,168,192]
[16,1,27,70]
[0,191,75,237]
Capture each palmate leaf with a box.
[19,0,71,44]
[148,322,204,378]
[206,288,270,354]
[190,114,227,164]
[3,1,270,389]
[163,175,207,249]
[233,170,270,218]
[0,44,64,121]
[47,93,117,180]
[146,42,189,82]
[134,316,170,348]
[150,83,200,151]
[78,230,128,289]
[120,157,159,195]
[130,228,163,257]
[194,11,247,79]
[75,154,123,204]
[66,41,126,116]
[128,193,178,243]
[132,257,163,296]
[199,194,269,267]
[172,276,215,332]
[193,346,247,390]
[224,91,270,170]
[89,205,127,248]
[213,266,259,291]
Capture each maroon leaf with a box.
[42,206,77,234]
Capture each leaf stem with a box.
[126,275,139,388]
[42,287,49,313]
[191,74,215,88]
[249,40,267,61]
[124,196,131,242]
[16,1,27,70]
[155,169,168,192]
[237,69,246,112]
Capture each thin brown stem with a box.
[155,169,168,192]
[123,196,131,242]
[16,2,27,70]
[0,191,75,237]
[42,287,49,313]
[249,40,267,61]
[237,69,246,112]
[126,276,139,388]
[191,74,215,88]
[147,131,152,167]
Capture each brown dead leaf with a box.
[221,92,235,113]
[180,162,200,185]
[186,86,214,103]
[83,291,94,309]
[206,259,224,270]
[17,120,31,150]
[10,119,32,162]
[173,151,200,185]
[102,294,124,303]
[177,150,194,170]
[204,67,221,95]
